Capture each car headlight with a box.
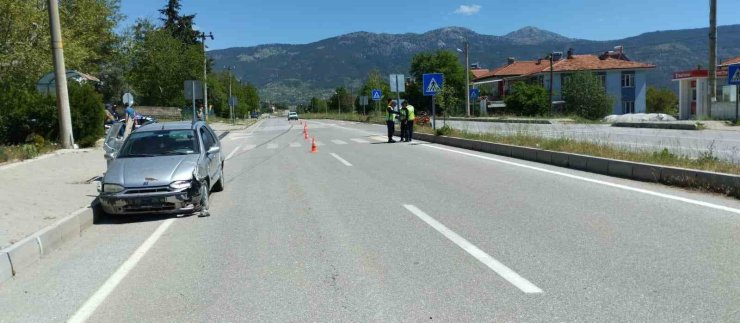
[169,180,192,190]
[103,184,124,193]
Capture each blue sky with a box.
[119,0,740,50]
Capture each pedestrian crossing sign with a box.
[423,73,444,96]
[729,64,740,85]
[371,89,382,101]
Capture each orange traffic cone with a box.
[311,137,318,153]
[304,130,309,140]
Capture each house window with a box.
[623,101,635,114]
[621,73,634,88]
[597,73,607,88]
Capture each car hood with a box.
[105,154,200,187]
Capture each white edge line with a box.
[403,205,543,294]
[422,144,740,215]
[226,145,241,161]
[68,218,175,323]
[330,153,353,167]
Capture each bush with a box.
[21,144,38,159]
[504,82,551,116]
[68,83,106,147]
[436,125,453,136]
[562,72,613,120]
[0,85,57,145]
[647,87,678,115]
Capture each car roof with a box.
[136,121,203,132]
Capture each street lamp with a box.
[457,41,471,117]
[224,65,235,124]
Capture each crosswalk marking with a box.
[350,138,370,143]
[267,143,278,149]
[242,144,257,151]
[289,142,302,148]
[331,139,348,145]
[370,136,387,142]
[314,141,325,146]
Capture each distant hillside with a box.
[209,25,740,104]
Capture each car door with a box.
[198,126,219,183]
[206,126,223,180]
[103,123,125,167]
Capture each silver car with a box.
[99,121,225,216]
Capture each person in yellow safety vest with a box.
[386,99,400,143]
[399,103,409,142]
[402,101,415,142]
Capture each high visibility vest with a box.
[386,106,395,121]
[407,105,415,120]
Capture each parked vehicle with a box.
[99,121,225,216]
[250,111,260,119]
[288,111,299,120]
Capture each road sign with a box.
[390,74,405,93]
[371,89,382,101]
[423,73,444,96]
[229,96,238,106]
[360,96,369,106]
[184,80,204,100]
[728,64,740,85]
[122,93,134,106]
[470,88,479,99]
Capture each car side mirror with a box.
[104,151,117,161]
[207,146,220,154]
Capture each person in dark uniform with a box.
[386,99,399,143]
[399,102,409,142]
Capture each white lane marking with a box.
[350,138,370,143]
[226,145,241,160]
[331,139,348,145]
[423,144,740,215]
[68,219,175,323]
[314,141,325,146]
[369,136,387,142]
[330,153,353,166]
[289,142,302,148]
[403,205,543,294]
[242,144,257,151]
[228,135,252,141]
[267,143,278,150]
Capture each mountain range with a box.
[209,25,740,104]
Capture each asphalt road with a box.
[1,117,740,322]
[442,120,740,163]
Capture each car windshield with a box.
[118,129,199,157]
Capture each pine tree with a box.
[158,0,199,45]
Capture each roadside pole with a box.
[191,82,196,123]
[199,32,214,122]
[464,41,470,117]
[736,86,739,124]
[432,96,436,130]
[47,0,74,149]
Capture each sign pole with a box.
[736,85,739,124]
[432,96,436,130]
[192,82,196,123]
[395,76,401,124]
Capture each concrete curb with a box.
[446,117,552,124]
[413,132,740,197]
[611,122,698,130]
[0,207,94,286]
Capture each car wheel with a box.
[197,180,210,217]
[212,165,225,192]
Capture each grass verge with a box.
[0,144,58,165]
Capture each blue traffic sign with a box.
[371,89,382,101]
[423,73,444,96]
[729,64,740,85]
[470,88,479,99]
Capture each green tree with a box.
[408,50,466,113]
[159,0,199,45]
[434,85,459,117]
[646,86,678,115]
[504,82,550,116]
[310,97,328,113]
[328,87,353,113]
[358,69,390,114]
[562,72,613,120]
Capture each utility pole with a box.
[225,66,234,124]
[549,52,554,112]
[337,89,341,114]
[47,0,74,148]
[464,41,470,117]
[707,0,717,117]
[199,32,214,121]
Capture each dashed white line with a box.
[331,139,348,145]
[350,138,370,143]
[403,205,543,294]
[330,153,353,166]
[289,142,302,148]
[226,145,241,160]
[267,143,278,149]
[423,144,740,215]
[68,219,176,323]
[314,141,325,146]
